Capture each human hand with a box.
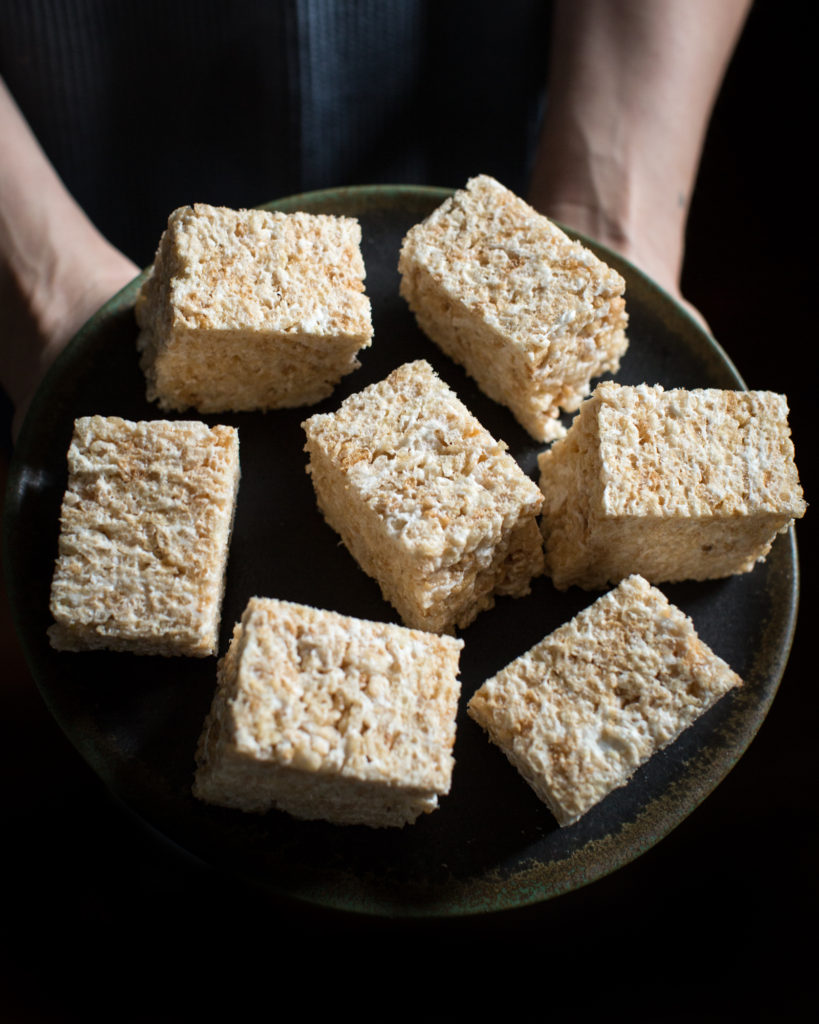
[1,76,139,440]
[1,236,139,440]
[529,194,711,335]
[528,0,751,338]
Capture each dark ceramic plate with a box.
[4,185,800,916]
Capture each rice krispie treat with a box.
[468,574,743,826]
[302,359,544,635]
[193,597,463,827]
[398,175,628,441]
[48,416,240,656]
[538,381,806,590]
[136,203,373,412]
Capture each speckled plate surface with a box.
[3,185,800,916]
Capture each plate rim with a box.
[2,183,801,917]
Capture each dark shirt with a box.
[1,0,551,264]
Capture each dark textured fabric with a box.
[1,0,550,264]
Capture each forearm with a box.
[530,0,751,294]
[0,77,137,421]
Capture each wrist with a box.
[1,213,137,425]
[537,196,685,298]
[27,217,136,348]
[1,78,138,409]
[529,124,687,295]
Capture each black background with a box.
[1,3,815,1019]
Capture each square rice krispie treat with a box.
[48,416,240,656]
[135,203,373,412]
[302,360,544,635]
[538,382,806,590]
[193,597,463,828]
[398,175,628,442]
[468,575,742,826]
